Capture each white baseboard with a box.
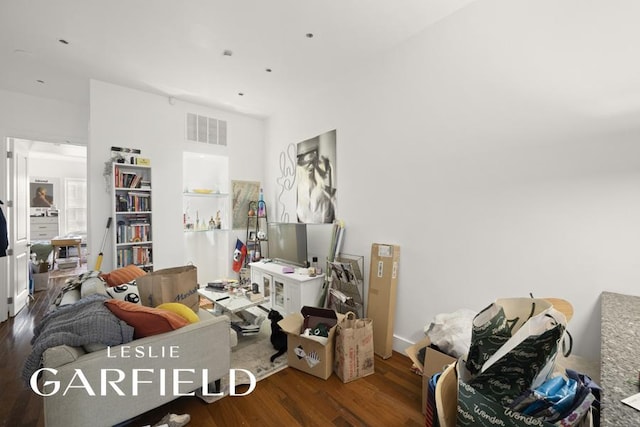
[393,334,413,356]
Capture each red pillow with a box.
[104,299,189,339]
[101,265,147,287]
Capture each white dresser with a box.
[30,216,59,240]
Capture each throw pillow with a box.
[80,276,108,299]
[105,281,141,305]
[101,264,147,287]
[104,299,189,339]
[156,302,200,324]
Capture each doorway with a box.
[27,140,88,239]
[3,138,87,319]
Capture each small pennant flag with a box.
[232,238,247,272]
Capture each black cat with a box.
[268,309,287,362]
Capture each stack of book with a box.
[231,322,261,337]
[230,310,265,337]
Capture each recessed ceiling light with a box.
[306,33,314,38]
[36,80,45,84]
[265,68,272,73]
[58,39,69,45]
[223,49,233,56]
[238,92,244,96]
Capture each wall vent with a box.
[186,113,227,146]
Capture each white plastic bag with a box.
[424,308,475,358]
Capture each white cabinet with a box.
[250,261,325,315]
[112,163,153,271]
[30,216,59,240]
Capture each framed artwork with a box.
[296,129,337,224]
[30,180,54,208]
[231,180,260,229]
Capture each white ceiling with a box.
[0,0,477,118]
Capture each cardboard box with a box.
[38,261,50,273]
[278,306,344,380]
[405,337,457,414]
[33,272,50,292]
[366,243,400,359]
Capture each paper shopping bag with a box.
[334,311,375,383]
[136,265,199,311]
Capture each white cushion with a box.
[80,276,108,298]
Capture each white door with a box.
[7,138,30,316]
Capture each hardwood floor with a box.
[1,272,424,427]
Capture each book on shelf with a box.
[130,174,142,188]
[115,193,151,212]
[113,167,147,189]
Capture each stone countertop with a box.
[601,291,640,426]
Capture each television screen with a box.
[267,222,308,267]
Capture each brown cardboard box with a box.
[422,347,457,415]
[405,337,457,414]
[366,243,400,359]
[278,307,345,380]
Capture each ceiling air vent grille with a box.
[186,113,227,146]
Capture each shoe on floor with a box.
[152,413,191,427]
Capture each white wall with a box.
[88,80,265,277]
[264,6,640,358]
[0,89,88,145]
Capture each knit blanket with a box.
[22,293,134,384]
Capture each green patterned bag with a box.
[465,303,515,375]
[464,298,568,406]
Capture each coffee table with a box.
[198,285,267,313]
[198,285,269,337]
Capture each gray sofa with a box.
[37,273,236,427]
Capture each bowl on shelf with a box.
[191,188,214,194]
